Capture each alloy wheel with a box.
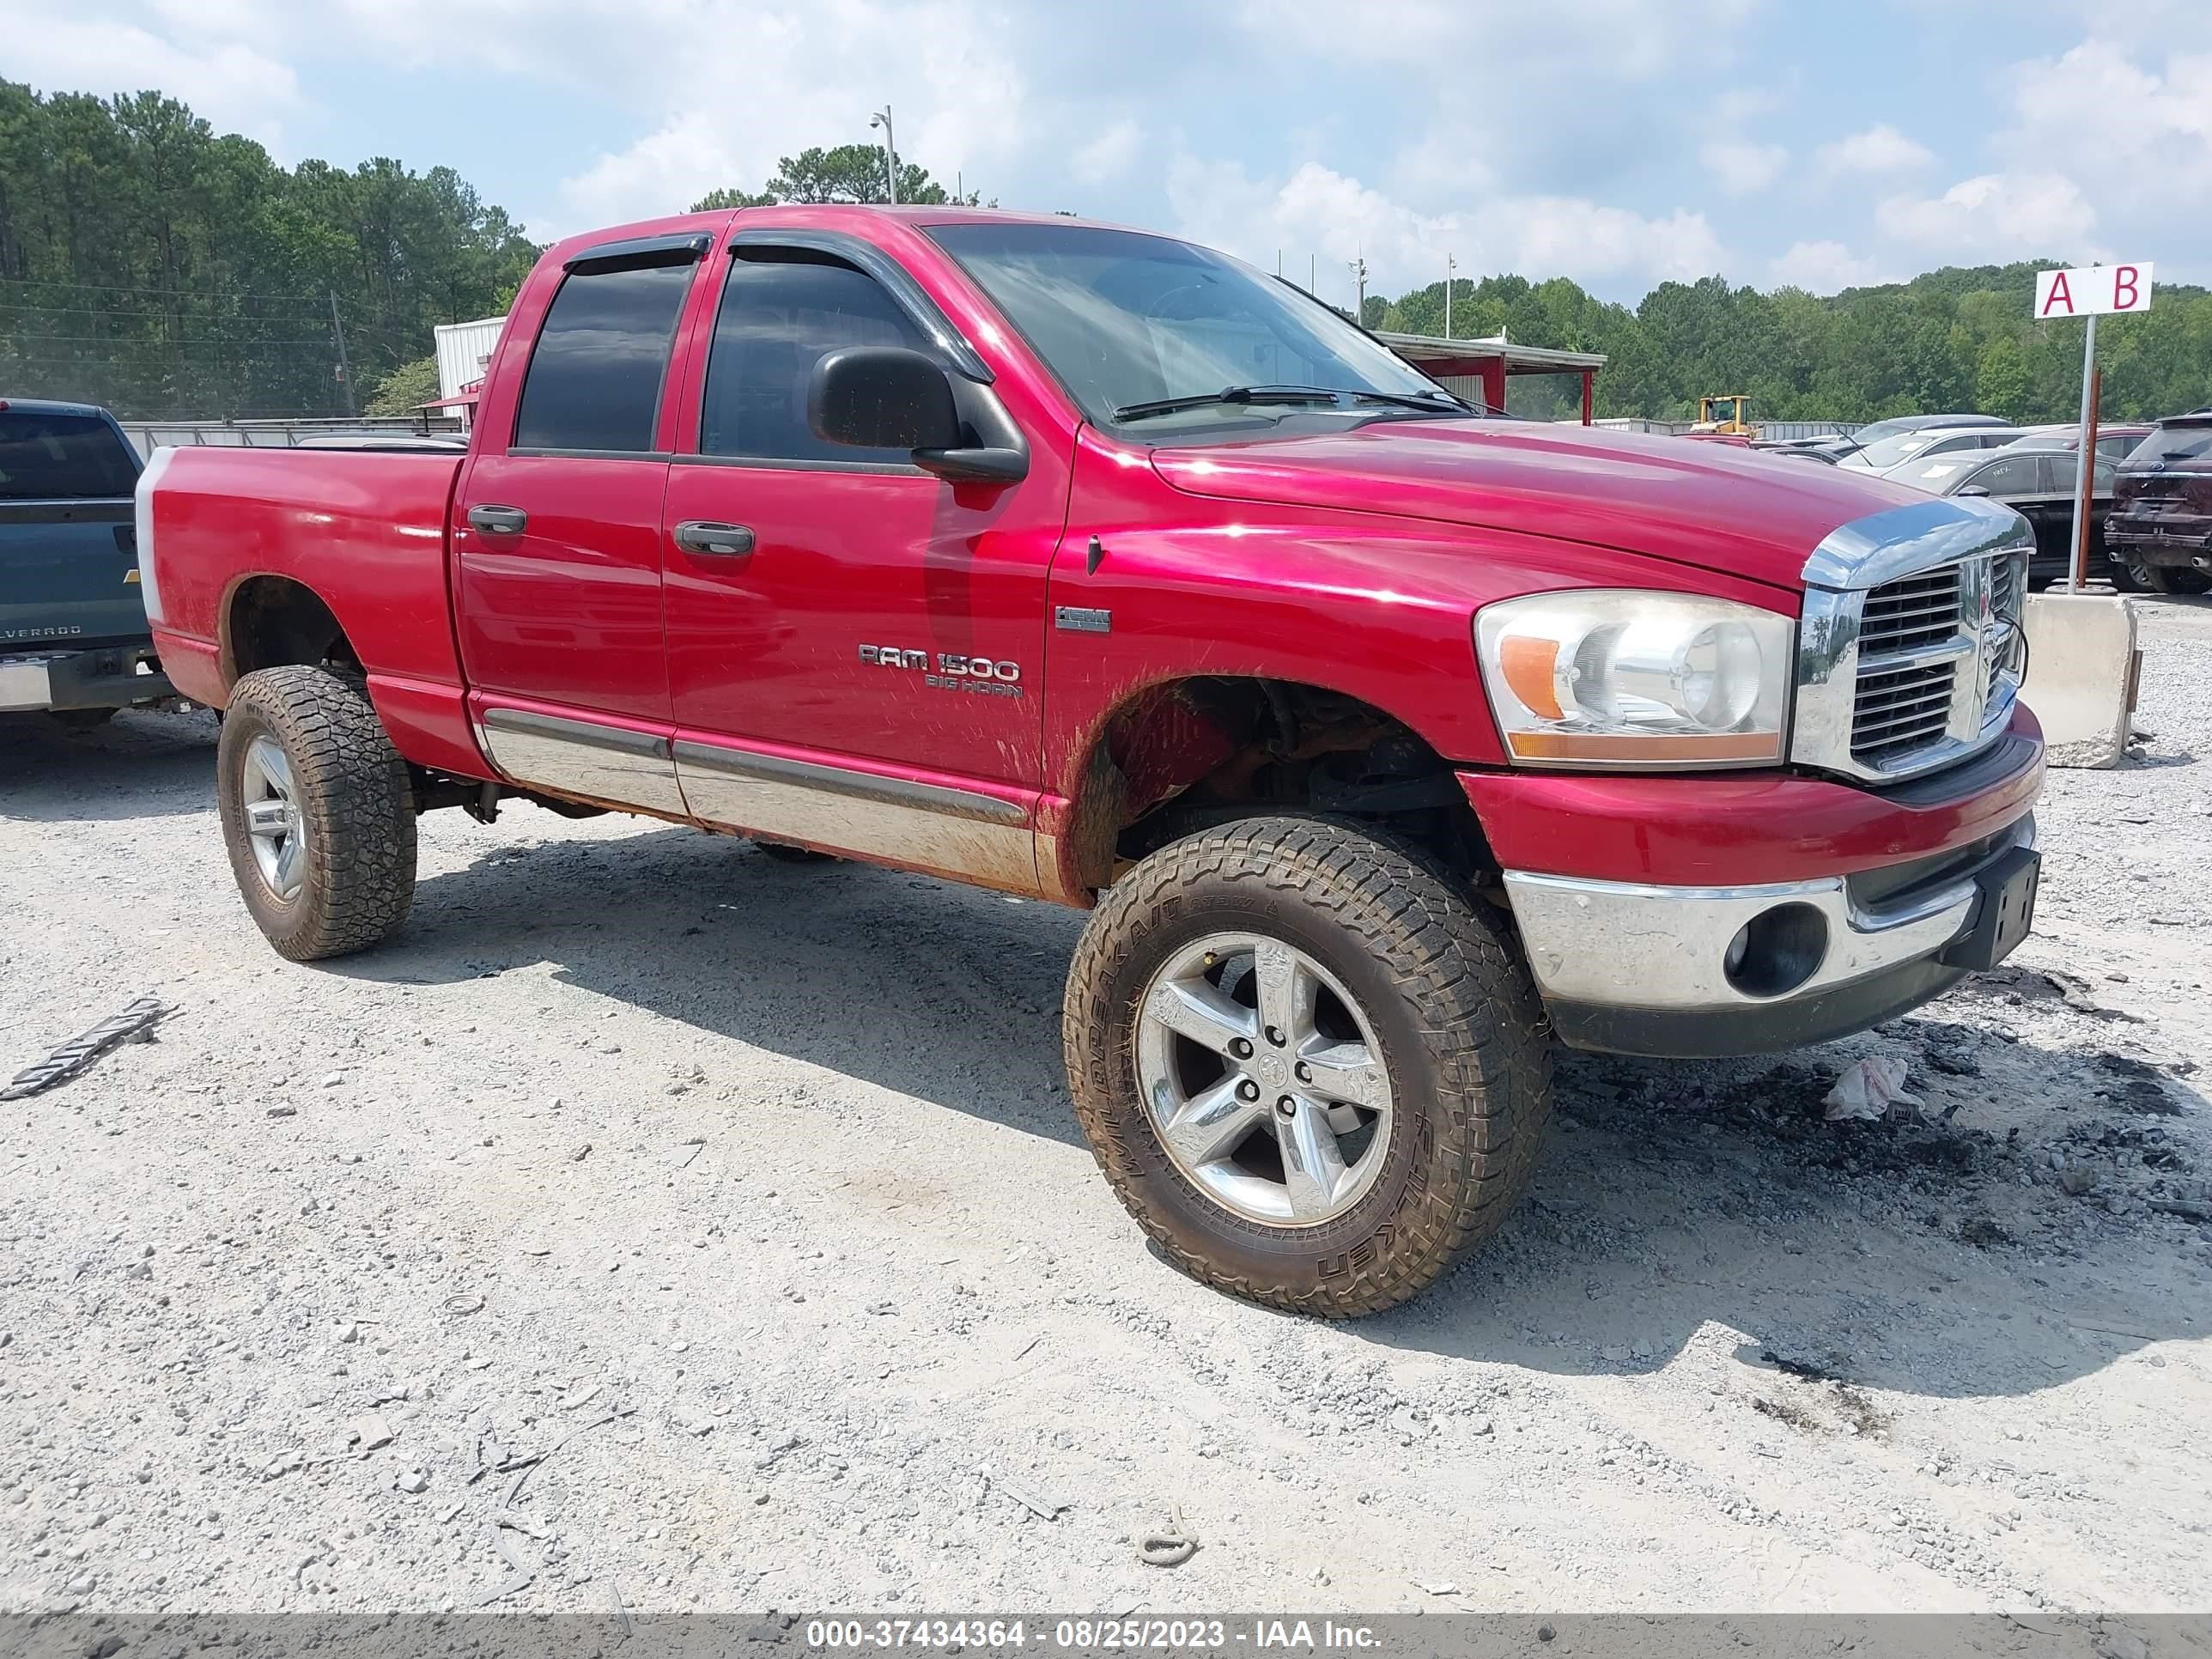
[1134,931,1395,1226]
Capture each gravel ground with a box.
[2,598,2209,1619]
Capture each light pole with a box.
[1348,254,1368,324]
[870,106,897,204]
[1444,253,1456,339]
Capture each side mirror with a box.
[1956,483,1991,496]
[806,344,1029,485]
[808,345,963,453]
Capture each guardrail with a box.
[1589,417,1862,441]
[118,416,466,459]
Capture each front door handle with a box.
[674,520,756,557]
[467,504,528,536]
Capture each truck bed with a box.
[142,445,469,746]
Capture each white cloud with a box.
[1504,197,1723,283]
[1769,240,1895,295]
[0,7,301,149]
[1235,0,1759,81]
[550,2,1030,231]
[1875,172,2099,262]
[1165,157,1450,302]
[1699,139,1786,195]
[1815,124,1934,176]
[1071,118,1143,187]
[1165,155,1723,299]
[2002,42,2212,210]
[9,2,1034,231]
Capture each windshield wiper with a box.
[1112,384,1470,423]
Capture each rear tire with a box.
[1064,817,1553,1317]
[216,665,416,961]
[2142,562,2212,595]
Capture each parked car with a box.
[1840,424,2027,477]
[2001,422,2154,465]
[1887,443,2116,587]
[2105,410,2212,594]
[0,398,173,723]
[1801,413,2011,465]
[137,205,2045,1316]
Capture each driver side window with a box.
[699,252,933,465]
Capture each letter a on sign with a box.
[2034,263,2155,319]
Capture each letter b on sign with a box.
[2034,263,2155,319]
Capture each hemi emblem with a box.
[1054,606,1111,635]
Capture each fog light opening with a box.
[1723,902,1829,998]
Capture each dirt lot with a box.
[3,599,2209,1620]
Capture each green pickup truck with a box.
[0,398,173,720]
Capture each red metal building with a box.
[1376,331,1607,423]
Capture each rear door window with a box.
[0,410,139,500]
[513,258,696,453]
[1966,455,2039,495]
[698,253,933,465]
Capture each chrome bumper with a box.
[0,648,173,714]
[1504,817,2035,1017]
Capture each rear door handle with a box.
[467,504,528,536]
[674,520,756,557]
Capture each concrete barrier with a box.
[2021,591,2141,768]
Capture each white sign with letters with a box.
[2033,263,2154,319]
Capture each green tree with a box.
[764,143,978,205]
[1973,334,2033,422]
[689,185,775,211]
[363,354,438,415]
[0,81,538,419]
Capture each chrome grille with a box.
[1844,550,2021,769]
[1852,659,1958,766]
[1791,498,2034,784]
[1859,566,1965,655]
[1990,553,2021,618]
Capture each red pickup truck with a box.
[139,206,2045,1316]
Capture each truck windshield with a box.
[927,222,1457,436]
[0,410,140,501]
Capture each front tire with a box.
[216,665,416,961]
[1064,817,1553,1317]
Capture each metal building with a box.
[1375,331,1607,422]
[428,316,507,426]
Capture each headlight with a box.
[1474,590,1793,767]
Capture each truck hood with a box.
[1149,418,1927,592]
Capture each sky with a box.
[8,0,2212,308]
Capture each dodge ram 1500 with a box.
[138,206,2044,1315]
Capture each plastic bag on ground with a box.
[1822,1055,1923,1122]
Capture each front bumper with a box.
[0,647,173,714]
[1463,716,2046,1058]
[1505,816,2036,1056]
